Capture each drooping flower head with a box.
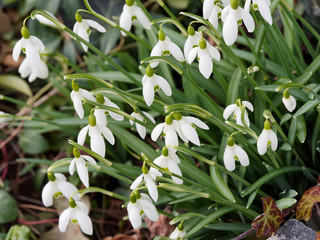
[169,223,187,240]
[77,112,115,157]
[223,99,254,127]
[142,65,172,106]
[203,0,224,29]
[223,136,249,171]
[73,13,106,52]
[187,37,221,79]
[59,197,93,235]
[151,146,183,184]
[221,0,255,46]
[119,0,151,36]
[70,80,96,119]
[130,162,162,202]
[245,0,272,25]
[69,147,97,188]
[129,111,155,139]
[127,191,159,229]
[13,26,48,82]
[282,89,296,112]
[257,119,278,155]
[184,25,201,59]
[41,172,78,207]
[150,29,184,68]
[95,93,124,121]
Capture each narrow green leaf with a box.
[312,114,320,164]
[0,75,32,97]
[141,56,183,75]
[276,198,297,210]
[296,115,307,143]
[293,99,319,118]
[226,68,242,106]
[242,166,303,197]
[170,212,206,225]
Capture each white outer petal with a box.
[75,208,93,235]
[257,129,268,155]
[150,42,161,68]
[257,0,273,25]
[151,123,164,141]
[187,47,198,64]
[243,101,254,112]
[269,129,278,151]
[82,155,96,165]
[199,52,212,79]
[179,120,200,146]
[140,196,159,221]
[155,75,172,96]
[142,111,156,124]
[127,203,141,229]
[100,126,115,145]
[168,40,184,62]
[222,9,238,46]
[135,5,151,29]
[144,173,158,202]
[57,181,78,199]
[234,145,249,167]
[119,9,132,36]
[136,122,146,139]
[184,116,209,130]
[282,96,296,112]
[12,39,22,62]
[69,158,76,175]
[91,131,105,157]
[59,208,71,232]
[72,93,84,119]
[241,8,255,33]
[85,19,106,32]
[223,104,237,120]
[41,182,54,207]
[223,147,236,171]
[77,125,89,145]
[165,129,179,146]
[76,159,89,188]
[203,0,214,19]
[143,78,155,106]
[130,174,144,190]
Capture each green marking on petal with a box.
[72,219,78,224]
[54,192,63,198]
[162,50,171,56]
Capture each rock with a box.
[268,219,316,240]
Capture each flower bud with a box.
[126,0,134,6]
[227,137,235,147]
[21,26,30,39]
[73,147,80,158]
[142,164,148,174]
[236,98,241,107]
[165,115,173,125]
[264,119,271,130]
[88,114,96,126]
[47,171,56,182]
[172,112,182,121]
[199,38,207,50]
[72,79,79,92]
[231,0,239,9]
[162,146,168,157]
[146,65,154,77]
[187,25,195,36]
[130,192,137,203]
[96,93,105,104]
[158,29,166,41]
[69,197,77,208]
[75,13,82,22]
[283,89,290,99]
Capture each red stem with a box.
[233,228,256,240]
[17,218,59,225]
[1,140,8,180]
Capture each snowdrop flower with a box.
[70,80,96,119]
[73,13,106,52]
[119,0,151,36]
[282,89,296,112]
[184,26,201,59]
[130,163,162,202]
[129,111,155,139]
[33,11,59,28]
[187,37,221,79]
[69,148,96,188]
[223,137,249,171]
[203,0,223,29]
[257,119,278,155]
[77,113,115,157]
[170,224,187,240]
[59,198,93,235]
[142,65,172,106]
[18,57,48,82]
[41,172,78,207]
[151,115,179,146]
[150,29,184,68]
[127,191,159,229]
[173,112,209,146]
[95,93,124,121]
[223,99,254,127]
[245,0,272,25]
[221,0,255,46]
[151,147,183,184]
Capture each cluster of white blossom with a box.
[10,0,301,238]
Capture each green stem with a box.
[79,187,129,201]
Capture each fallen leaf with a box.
[296,185,320,221]
[252,197,284,238]
[317,231,320,240]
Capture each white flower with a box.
[152,113,209,147]
[73,14,106,52]
[282,90,296,112]
[223,99,254,127]
[184,26,201,59]
[245,0,272,25]
[151,116,179,146]
[174,114,209,146]
[127,192,159,229]
[41,173,78,207]
[223,138,249,171]
[18,57,48,82]
[221,2,255,46]
[130,164,162,202]
[151,147,183,184]
[34,11,59,28]
[150,29,184,68]
[169,226,187,239]
[203,0,223,29]
[59,199,93,235]
[77,113,115,157]
[70,148,96,188]
[142,66,172,106]
[119,0,151,36]
[70,81,96,119]
[187,37,220,79]
[129,111,155,139]
[257,120,278,155]
[95,93,124,121]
